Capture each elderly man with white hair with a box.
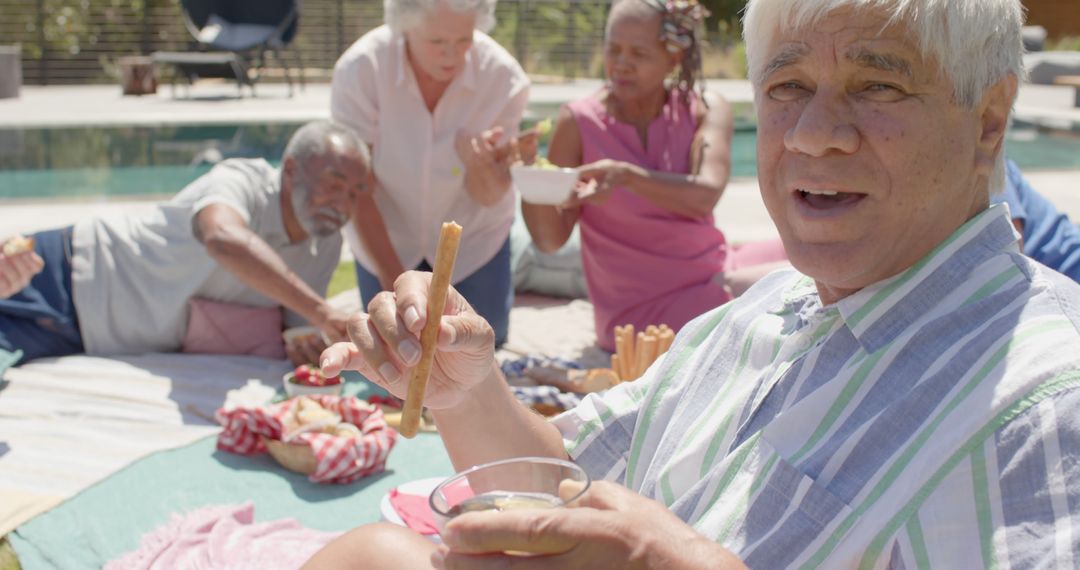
[307,0,1080,568]
[331,0,531,348]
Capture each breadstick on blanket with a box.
[400,221,463,438]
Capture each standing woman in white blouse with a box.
[331,0,530,346]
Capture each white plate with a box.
[379,476,448,541]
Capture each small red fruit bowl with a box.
[283,364,344,398]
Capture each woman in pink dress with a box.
[521,0,787,352]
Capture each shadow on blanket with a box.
[210,448,395,502]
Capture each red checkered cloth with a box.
[215,395,398,484]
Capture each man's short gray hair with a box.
[384,0,497,33]
[283,120,368,175]
[743,0,1024,109]
[743,0,1024,193]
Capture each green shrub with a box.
[1046,36,1080,52]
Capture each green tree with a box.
[701,0,748,38]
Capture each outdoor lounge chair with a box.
[153,0,304,97]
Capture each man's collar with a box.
[828,204,1020,353]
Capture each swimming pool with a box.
[1,119,1078,201]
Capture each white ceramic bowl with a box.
[512,164,578,205]
[282,372,344,398]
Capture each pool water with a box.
[1,120,1077,201]
[0,124,294,201]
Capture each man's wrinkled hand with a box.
[285,332,327,367]
[319,309,351,344]
[318,270,496,410]
[432,480,746,570]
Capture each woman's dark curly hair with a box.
[616,0,710,104]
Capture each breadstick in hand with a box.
[400,221,463,438]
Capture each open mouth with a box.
[796,188,865,210]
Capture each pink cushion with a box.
[182,297,286,359]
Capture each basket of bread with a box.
[216,394,398,484]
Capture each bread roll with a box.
[2,236,34,256]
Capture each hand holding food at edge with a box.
[454,127,516,172]
[319,270,496,411]
[284,306,351,366]
[432,480,746,570]
[0,236,44,299]
[286,332,329,367]
[317,307,351,344]
[453,127,517,206]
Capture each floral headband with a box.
[646,0,710,54]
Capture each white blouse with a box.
[331,25,530,283]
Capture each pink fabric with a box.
[215,395,397,484]
[182,297,286,359]
[388,480,474,535]
[104,502,341,570]
[570,91,729,350]
[389,488,440,535]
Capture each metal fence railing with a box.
[0,0,613,85]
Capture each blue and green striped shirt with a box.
[554,205,1080,568]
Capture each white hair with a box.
[384,0,497,33]
[743,0,1025,193]
[284,120,367,170]
[283,120,369,201]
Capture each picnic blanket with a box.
[11,430,453,568]
[0,353,292,536]
[2,293,601,567]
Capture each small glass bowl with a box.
[428,456,590,535]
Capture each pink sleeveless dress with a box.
[569,91,731,351]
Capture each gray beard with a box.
[290,181,327,238]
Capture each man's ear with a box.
[282,156,297,179]
[280,156,298,196]
[975,74,1017,177]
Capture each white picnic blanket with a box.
[0,292,600,536]
[499,293,605,366]
[0,353,290,535]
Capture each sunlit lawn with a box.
[327,260,358,299]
